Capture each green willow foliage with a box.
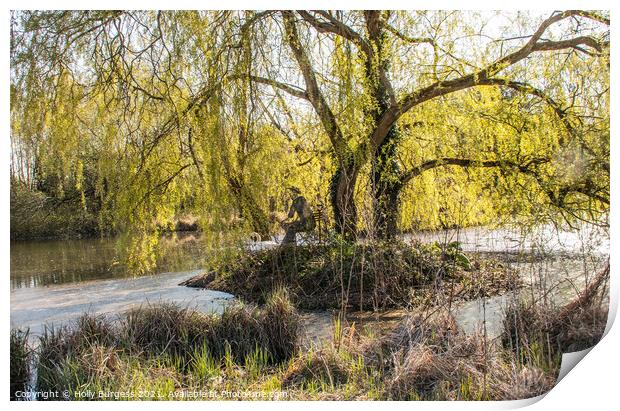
[10,10,609,273]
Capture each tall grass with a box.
[502,262,609,368]
[14,262,609,401]
[276,309,558,400]
[14,308,595,401]
[32,289,300,399]
[10,328,31,400]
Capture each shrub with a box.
[10,182,101,240]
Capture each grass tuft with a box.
[10,328,31,400]
[32,290,300,399]
[282,349,350,389]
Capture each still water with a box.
[10,225,609,340]
[10,233,210,289]
[10,232,234,336]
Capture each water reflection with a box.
[10,233,209,289]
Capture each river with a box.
[10,224,609,342]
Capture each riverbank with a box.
[10,183,102,241]
[10,268,609,401]
[181,240,520,310]
[10,183,200,241]
[9,224,609,400]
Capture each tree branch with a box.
[248,75,308,100]
[400,155,608,208]
[384,23,435,46]
[297,10,371,56]
[399,157,546,185]
[363,10,396,107]
[477,78,609,172]
[282,11,351,160]
[567,10,610,26]
[371,10,609,150]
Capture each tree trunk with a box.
[227,176,271,239]
[362,11,403,240]
[371,125,403,239]
[330,159,359,240]
[372,178,401,239]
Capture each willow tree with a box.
[396,78,609,230]
[239,10,609,238]
[10,11,318,272]
[11,10,610,253]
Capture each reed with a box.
[10,328,31,400]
